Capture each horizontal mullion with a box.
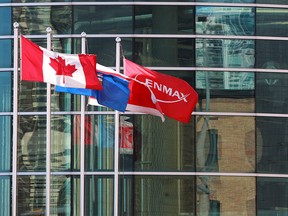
[1,2,288,9]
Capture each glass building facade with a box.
[1,0,288,215]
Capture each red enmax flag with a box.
[21,36,102,90]
[124,58,198,123]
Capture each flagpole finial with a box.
[13,22,19,28]
[46,27,52,33]
[116,37,121,43]
[81,32,86,37]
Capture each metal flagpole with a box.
[80,32,87,216]
[113,37,121,216]
[12,22,19,216]
[46,27,52,216]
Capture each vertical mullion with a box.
[46,27,52,216]
[80,32,86,216]
[12,22,19,216]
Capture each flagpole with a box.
[46,27,52,216]
[12,22,19,216]
[80,32,86,216]
[114,37,121,216]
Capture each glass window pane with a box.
[131,38,194,67]
[0,72,12,112]
[73,6,132,34]
[85,176,113,216]
[120,115,195,172]
[19,115,47,172]
[256,117,288,174]
[197,0,254,2]
[256,0,288,4]
[257,8,288,37]
[196,116,255,172]
[256,73,288,114]
[51,176,80,216]
[13,6,72,35]
[0,116,11,172]
[256,40,288,70]
[196,39,255,68]
[120,175,195,216]
[0,40,11,68]
[257,177,288,215]
[196,71,255,113]
[197,176,256,215]
[51,115,72,172]
[17,175,46,215]
[0,7,11,35]
[0,176,10,216]
[84,115,114,171]
[196,7,255,36]
[134,6,194,34]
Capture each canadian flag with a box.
[21,36,102,90]
[124,58,198,123]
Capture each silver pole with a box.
[80,32,86,216]
[12,22,19,216]
[46,27,52,216]
[113,37,121,216]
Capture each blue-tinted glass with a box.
[0,116,11,172]
[0,7,11,35]
[73,6,133,34]
[0,72,12,112]
[134,6,194,34]
[256,0,288,4]
[256,117,288,174]
[257,178,288,215]
[0,40,12,68]
[197,0,254,2]
[196,39,255,68]
[196,7,255,36]
[257,8,288,37]
[256,73,288,114]
[0,176,10,216]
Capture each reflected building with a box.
[0,1,288,216]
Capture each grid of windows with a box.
[1,1,288,216]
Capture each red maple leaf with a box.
[49,56,77,78]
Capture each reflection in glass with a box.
[256,117,288,174]
[83,115,114,171]
[120,115,195,172]
[120,176,195,216]
[257,8,288,37]
[51,176,80,216]
[257,177,288,215]
[196,39,255,68]
[197,176,255,215]
[256,73,288,114]
[196,7,254,36]
[256,40,288,70]
[0,40,11,68]
[0,176,10,216]
[196,71,255,113]
[134,6,194,34]
[196,116,255,172]
[0,116,11,172]
[17,175,46,215]
[85,176,113,216]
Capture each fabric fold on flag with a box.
[56,64,130,112]
[124,58,198,123]
[21,36,101,90]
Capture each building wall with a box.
[0,1,288,216]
